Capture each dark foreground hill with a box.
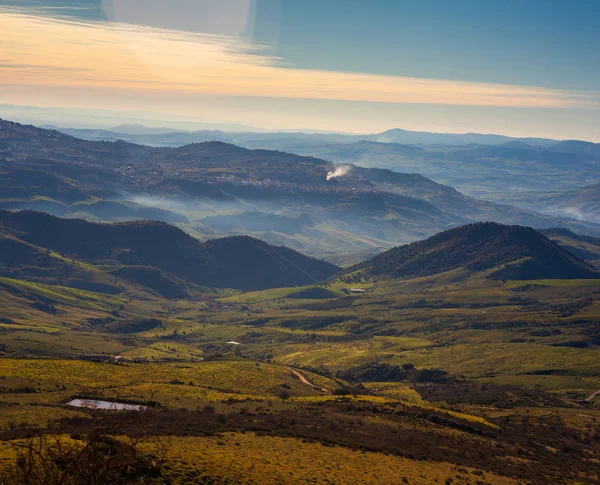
[346,222,600,281]
[0,211,339,291]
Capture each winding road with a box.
[583,390,600,402]
[289,368,330,394]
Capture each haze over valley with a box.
[3,119,600,261]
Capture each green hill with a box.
[0,210,339,291]
[346,222,599,281]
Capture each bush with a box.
[333,387,353,396]
[0,431,161,484]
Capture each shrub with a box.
[0,431,161,484]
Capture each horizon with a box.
[0,105,595,144]
[1,1,600,140]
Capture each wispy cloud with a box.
[1,8,599,109]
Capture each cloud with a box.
[103,0,255,37]
[1,8,599,109]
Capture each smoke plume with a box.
[326,165,351,181]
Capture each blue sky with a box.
[272,0,600,91]
[1,0,599,138]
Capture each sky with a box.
[1,0,600,139]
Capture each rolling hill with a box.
[55,123,559,148]
[3,118,600,259]
[0,210,339,291]
[41,121,600,212]
[283,140,600,201]
[345,222,600,281]
[524,183,600,223]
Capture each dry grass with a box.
[138,433,519,485]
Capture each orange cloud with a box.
[1,8,599,109]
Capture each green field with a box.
[0,277,126,311]
[1,265,600,483]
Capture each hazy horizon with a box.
[1,1,600,141]
[1,103,598,143]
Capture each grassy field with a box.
[137,433,519,485]
[2,268,600,393]
[0,277,126,311]
[0,359,343,413]
[221,284,350,304]
[1,264,600,483]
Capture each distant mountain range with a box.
[47,122,600,215]
[345,222,599,281]
[366,128,558,147]
[53,124,561,148]
[109,124,183,135]
[2,118,600,260]
[0,102,267,133]
[282,140,600,202]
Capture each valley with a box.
[3,120,600,262]
[1,120,599,484]
[54,124,600,209]
[1,206,600,483]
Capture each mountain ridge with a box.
[3,118,600,259]
[344,222,599,281]
[0,210,339,291]
[48,121,564,147]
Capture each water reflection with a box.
[66,398,147,411]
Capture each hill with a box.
[365,128,557,147]
[281,140,600,211]
[526,183,600,224]
[0,210,339,291]
[346,222,600,281]
[54,123,559,148]
[548,140,600,158]
[0,119,468,254]
[540,228,600,269]
[3,118,600,259]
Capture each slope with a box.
[527,183,600,223]
[0,210,339,291]
[4,118,600,255]
[285,140,600,208]
[540,228,600,269]
[345,222,599,281]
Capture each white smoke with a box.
[561,207,584,221]
[326,165,351,181]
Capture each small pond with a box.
[66,399,147,411]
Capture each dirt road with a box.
[584,390,600,402]
[289,368,330,393]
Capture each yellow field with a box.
[0,359,340,406]
[0,277,125,311]
[138,433,519,485]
